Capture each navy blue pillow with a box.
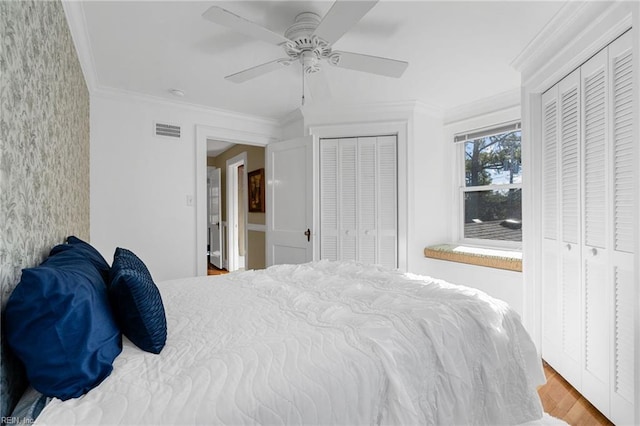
[109,248,167,354]
[5,249,122,400]
[49,236,110,284]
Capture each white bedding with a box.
[35,261,545,425]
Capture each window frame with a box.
[456,121,523,250]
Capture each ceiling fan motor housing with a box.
[284,12,320,40]
[283,12,339,74]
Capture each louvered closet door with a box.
[320,140,340,261]
[320,138,359,262]
[580,48,610,414]
[340,139,359,261]
[608,30,634,426]
[541,86,562,369]
[358,137,378,265]
[319,136,398,268]
[558,68,583,388]
[376,136,397,269]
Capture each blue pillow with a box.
[109,248,167,354]
[49,236,110,284]
[5,250,122,400]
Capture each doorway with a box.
[195,124,272,277]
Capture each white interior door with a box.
[226,153,247,272]
[207,167,222,269]
[558,67,583,388]
[266,136,315,266]
[319,136,397,268]
[608,31,634,426]
[541,85,562,369]
[580,47,610,413]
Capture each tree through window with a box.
[459,124,522,243]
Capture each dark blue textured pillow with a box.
[49,236,110,284]
[5,249,122,400]
[109,248,167,354]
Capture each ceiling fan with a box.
[202,0,409,84]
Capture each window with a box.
[456,122,522,245]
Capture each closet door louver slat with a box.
[358,138,377,265]
[614,266,634,402]
[612,50,634,254]
[584,261,608,376]
[340,140,358,261]
[320,141,339,261]
[583,63,607,248]
[377,136,398,270]
[543,96,558,240]
[560,84,580,245]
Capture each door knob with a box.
[304,228,311,242]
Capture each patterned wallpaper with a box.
[0,0,90,417]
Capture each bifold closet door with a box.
[319,136,397,268]
[539,30,635,426]
[608,30,634,426]
[375,136,397,269]
[320,138,348,261]
[558,68,583,388]
[541,86,562,370]
[321,138,359,261]
[580,47,610,413]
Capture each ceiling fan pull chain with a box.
[301,65,306,106]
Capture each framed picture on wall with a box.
[248,168,265,213]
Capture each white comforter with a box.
[36,261,544,425]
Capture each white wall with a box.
[421,258,524,315]
[90,90,280,281]
[91,90,526,316]
[409,99,525,315]
[406,105,451,271]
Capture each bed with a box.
[5,241,546,425]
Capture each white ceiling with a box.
[75,0,565,120]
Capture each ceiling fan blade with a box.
[313,0,378,46]
[225,59,292,83]
[202,6,290,46]
[331,51,408,78]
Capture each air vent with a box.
[154,122,181,139]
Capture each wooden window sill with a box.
[424,244,522,272]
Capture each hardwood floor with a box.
[207,263,228,275]
[539,362,613,426]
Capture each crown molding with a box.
[62,0,98,92]
[279,107,306,128]
[412,100,444,119]
[513,1,632,91]
[62,1,280,131]
[510,1,592,72]
[93,86,281,129]
[295,99,442,126]
[443,88,521,125]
